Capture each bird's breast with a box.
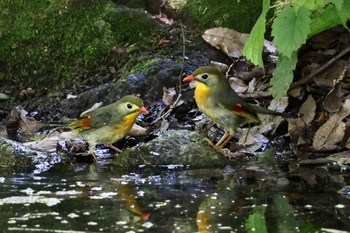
[194,82,211,110]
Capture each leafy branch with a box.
[243,0,350,99]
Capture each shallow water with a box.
[0,158,349,233]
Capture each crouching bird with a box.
[183,66,287,155]
[68,95,149,161]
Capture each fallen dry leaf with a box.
[247,78,258,94]
[228,77,248,94]
[159,119,170,133]
[23,130,79,152]
[323,82,343,113]
[288,118,308,145]
[237,67,265,82]
[287,85,305,99]
[313,98,350,151]
[288,95,316,144]
[19,87,35,100]
[314,60,348,88]
[327,151,350,165]
[202,27,248,58]
[128,124,148,136]
[300,95,316,124]
[6,107,45,142]
[238,126,269,153]
[210,61,229,73]
[259,96,289,134]
[162,87,176,106]
[202,27,277,58]
[80,102,102,116]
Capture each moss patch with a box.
[0,0,162,91]
[178,0,263,33]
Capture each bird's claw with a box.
[203,137,247,160]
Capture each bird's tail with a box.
[251,105,296,118]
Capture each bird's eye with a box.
[127,103,132,109]
[202,74,208,79]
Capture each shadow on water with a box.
[0,158,350,232]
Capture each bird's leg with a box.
[89,147,98,161]
[242,125,251,144]
[107,144,123,154]
[203,137,216,147]
[219,134,234,149]
[215,132,229,148]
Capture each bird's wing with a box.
[68,105,115,131]
[216,87,260,123]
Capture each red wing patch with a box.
[79,116,91,128]
[232,104,246,114]
[69,115,92,130]
[231,104,260,123]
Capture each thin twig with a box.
[151,22,186,124]
[291,45,350,88]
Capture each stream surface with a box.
[0,157,349,233]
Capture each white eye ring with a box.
[127,103,132,109]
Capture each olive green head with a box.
[191,66,228,89]
[116,95,148,115]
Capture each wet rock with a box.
[109,58,183,102]
[113,129,231,169]
[63,59,182,117]
[0,137,62,173]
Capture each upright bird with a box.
[68,95,149,160]
[183,66,285,152]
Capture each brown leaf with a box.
[314,60,348,88]
[287,86,305,99]
[202,27,248,58]
[288,95,316,144]
[6,107,44,142]
[128,124,148,136]
[288,118,307,145]
[259,96,289,134]
[162,87,176,106]
[202,27,277,58]
[323,82,343,113]
[313,98,350,150]
[228,77,248,94]
[210,61,229,73]
[327,151,350,165]
[300,95,316,125]
[238,127,268,153]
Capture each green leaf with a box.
[272,6,311,58]
[245,206,268,233]
[0,92,9,100]
[292,0,315,9]
[271,51,298,100]
[309,3,350,37]
[242,0,270,67]
[336,0,350,28]
[333,0,344,10]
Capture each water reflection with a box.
[0,160,349,232]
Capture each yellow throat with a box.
[113,111,139,133]
[194,81,211,109]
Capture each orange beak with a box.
[183,75,195,82]
[139,106,149,114]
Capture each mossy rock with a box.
[104,6,162,44]
[113,129,232,169]
[165,0,263,33]
[0,1,162,91]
